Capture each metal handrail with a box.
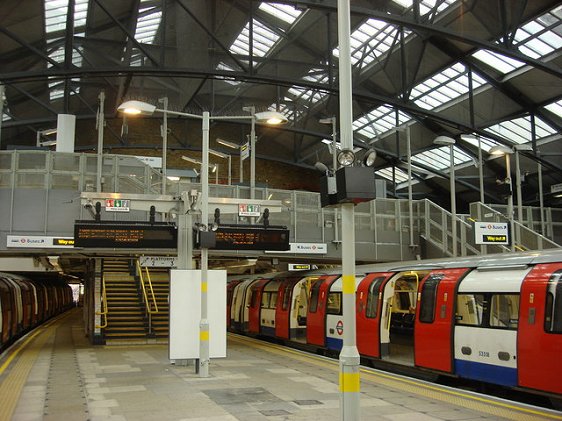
[136,260,159,314]
[95,275,108,329]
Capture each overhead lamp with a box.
[181,155,202,165]
[319,117,335,125]
[209,149,228,159]
[216,138,238,149]
[314,162,330,174]
[167,176,180,181]
[362,149,377,167]
[211,164,217,173]
[337,149,355,167]
[433,135,455,146]
[513,143,533,152]
[254,110,288,125]
[489,145,513,156]
[117,100,157,116]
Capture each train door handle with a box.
[528,308,535,324]
[440,304,446,319]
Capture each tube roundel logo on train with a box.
[336,320,344,336]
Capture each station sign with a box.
[240,142,250,161]
[7,235,75,248]
[74,221,177,248]
[473,221,510,245]
[288,264,318,271]
[195,225,290,251]
[267,242,328,254]
[238,204,261,217]
[139,256,178,268]
[105,199,130,212]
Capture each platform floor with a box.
[1,308,560,421]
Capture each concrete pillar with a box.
[56,114,76,152]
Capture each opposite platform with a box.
[1,308,561,421]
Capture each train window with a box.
[455,293,485,326]
[489,294,519,329]
[261,292,270,308]
[282,285,291,311]
[419,276,441,323]
[270,292,278,309]
[309,282,322,313]
[326,292,342,315]
[366,277,385,318]
[545,271,562,334]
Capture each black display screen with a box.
[74,221,177,248]
[212,226,290,251]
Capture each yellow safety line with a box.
[0,314,65,421]
[228,334,562,421]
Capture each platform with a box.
[1,308,560,421]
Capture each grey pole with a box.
[478,136,484,204]
[228,155,232,186]
[505,154,515,252]
[0,85,4,149]
[449,143,457,256]
[337,1,360,420]
[161,97,168,195]
[515,148,522,247]
[199,111,210,377]
[407,127,414,249]
[250,105,256,200]
[538,151,545,236]
[331,117,337,172]
[96,91,105,192]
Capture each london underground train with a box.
[227,250,562,400]
[0,272,73,352]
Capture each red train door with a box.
[275,278,298,339]
[518,263,562,394]
[415,268,468,373]
[226,280,242,328]
[248,279,269,334]
[307,275,338,346]
[356,272,393,358]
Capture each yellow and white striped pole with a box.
[337,1,360,419]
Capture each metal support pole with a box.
[0,84,4,149]
[407,127,414,249]
[250,106,256,199]
[538,151,545,236]
[478,136,484,204]
[239,148,243,184]
[228,155,232,186]
[96,91,105,192]
[331,116,339,244]
[449,143,457,257]
[161,97,168,195]
[515,149,523,224]
[337,1,360,419]
[199,111,210,377]
[506,155,515,252]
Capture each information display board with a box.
[197,226,290,251]
[473,221,510,245]
[74,221,177,248]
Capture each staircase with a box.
[103,259,146,342]
[143,268,170,339]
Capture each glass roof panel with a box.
[376,166,410,184]
[216,62,241,85]
[353,105,411,139]
[258,2,302,25]
[333,19,408,69]
[230,19,281,64]
[460,134,500,153]
[287,68,329,106]
[411,62,486,110]
[544,99,562,118]
[45,0,89,34]
[391,0,457,17]
[411,146,472,170]
[134,2,162,44]
[484,115,557,144]
[471,50,525,74]
[268,101,302,122]
[513,5,562,58]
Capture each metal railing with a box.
[136,260,159,335]
[95,275,108,329]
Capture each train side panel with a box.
[453,267,530,387]
[518,263,562,395]
[415,268,468,373]
[307,276,337,347]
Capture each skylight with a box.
[460,134,500,153]
[287,68,330,105]
[353,105,411,140]
[513,5,562,59]
[134,1,162,44]
[472,50,525,74]
[258,2,302,25]
[484,115,557,144]
[544,99,562,118]
[268,101,301,122]
[334,19,407,69]
[376,167,410,184]
[391,0,457,17]
[412,146,472,170]
[411,62,486,110]
[216,62,241,85]
[230,19,280,65]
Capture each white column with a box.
[96,91,105,192]
[56,114,76,152]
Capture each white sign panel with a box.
[473,222,509,245]
[135,156,162,168]
[7,235,75,248]
[240,142,250,161]
[169,270,226,360]
[267,242,327,254]
[105,199,130,212]
[139,256,177,268]
[551,183,562,194]
[238,204,261,217]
